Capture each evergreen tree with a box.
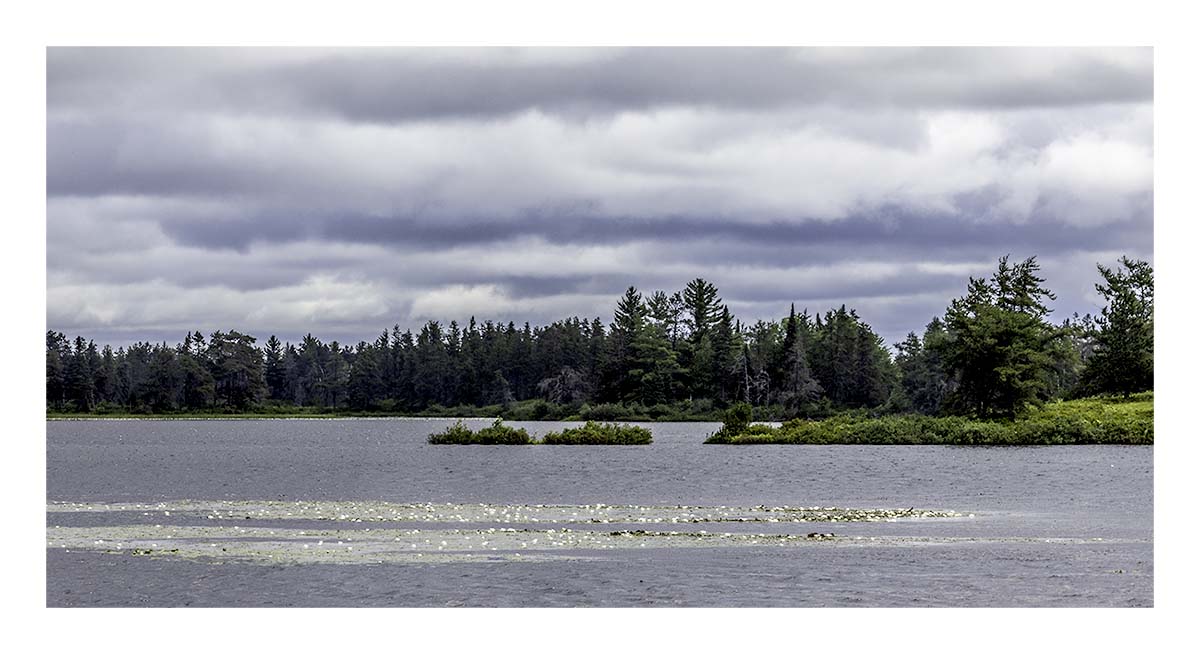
[630,317,683,405]
[206,331,266,410]
[347,342,384,409]
[647,290,686,351]
[682,278,722,340]
[778,314,823,415]
[140,344,181,411]
[681,278,723,396]
[46,331,68,408]
[325,341,351,407]
[710,306,739,402]
[939,256,1060,418]
[810,306,892,408]
[394,329,417,409]
[894,319,949,416]
[46,260,1145,417]
[1080,257,1154,396]
[263,335,288,401]
[485,369,515,407]
[178,344,215,410]
[605,286,647,402]
[64,337,96,412]
[414,322,451,406]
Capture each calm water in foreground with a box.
[46,419,1152,607]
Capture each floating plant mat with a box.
[47,500,963,524]
[46,523,1137,566]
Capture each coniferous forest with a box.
[46,256,1153,421]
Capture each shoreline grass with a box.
[49,394,1153,447]
[46,398,728,422]
[46,412,704,423]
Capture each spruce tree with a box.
[263,335,287,401]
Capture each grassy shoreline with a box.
[706,393,1152,445]
[48,394,1153,447]
[46,398,727,422]
[46,412,714,422]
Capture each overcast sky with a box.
[47,47,1153,348]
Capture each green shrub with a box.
[729,432,781,445]
[473,419,533,444]
[578,403,637,421]
[427,420,476,444]
[92,401,126,415]
[705,402,753,443]
[644,403,674,419]
[542,421,653,445]
[529,400,552,420]
[427,419,532,445]
[743,423,778,436]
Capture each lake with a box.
[46,418,1153,607]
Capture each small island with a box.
[706,393,1152,445]
[541,422,653,445]
[428,419,652,445]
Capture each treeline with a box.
[46,256,1152,420]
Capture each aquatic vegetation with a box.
[541,422,653,445]
[44,499,986,568]
[47,518,1132,567]
[706,393,1153,445]
[427,419,532,444]
[48,500,961,525]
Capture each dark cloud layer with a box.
[148,206,1152,256]
[49,48,1151,122]
[46,47,1153,348]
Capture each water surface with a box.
[47,418,1152,607]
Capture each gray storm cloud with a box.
[46,47,1153,348]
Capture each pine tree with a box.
[710,307,739,402]
[940,256,1060,418]
[647,290,686,351]
[605,286,647,402]
[682,278,722,340]
[206,331,266,410]
[630,318,682,405]
[348,342,384,409]
[1080,257,1153,396]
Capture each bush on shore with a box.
[704,403,754,444]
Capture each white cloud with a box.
[45,48,1154,345]
[47,275,393,336]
